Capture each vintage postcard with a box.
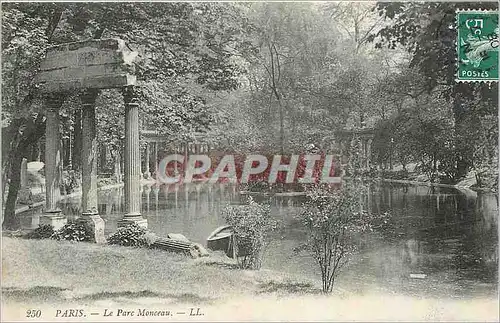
[1,1,498,322]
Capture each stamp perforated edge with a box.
[455,8,499,83]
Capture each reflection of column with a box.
[145,185,151,213]
[144,142,151,178]
[208,184,213,210]
[40,96,67,230]
[196,184,201,210]
[366,138,372,169]
[154,141,158,181]
[119,86,147,227]
[154,187,159,216]
[174,184,179,208]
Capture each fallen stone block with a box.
[193,243,210,257]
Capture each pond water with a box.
[19,182,498,299]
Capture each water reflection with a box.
[18,182,498,298]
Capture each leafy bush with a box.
[25,224,54,239]
[222,198,277,269]
[297,182,386,293]
[107,223,150,247]
[51,221,92,242]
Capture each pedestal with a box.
[40,211,67,231]
[77,212,106,244]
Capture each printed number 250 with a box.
[26,310,41,318]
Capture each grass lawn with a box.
[2,237,498,322]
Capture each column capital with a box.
[122,86,139,106]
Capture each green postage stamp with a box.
[456,10,498,82]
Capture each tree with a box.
[370,1,498,182]
[1,2,255,229]
[2,3,65,229]
[298,182,388,293]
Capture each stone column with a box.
[366,138,372,169]
[77,89,106,243]
[144,142,151,179]
[40,96,67,230]
[119,86,147,228]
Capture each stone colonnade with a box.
[328,129,374,170]
[40,86,147,238]
[141,134,212,180]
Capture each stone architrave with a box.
[35,39,137,93]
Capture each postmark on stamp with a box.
[456,10,498,82]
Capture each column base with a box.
[117,214,148,228]
[40,211,67,231]
[77,212,106,244]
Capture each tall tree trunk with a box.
[3,116,46,230]
[278,98,285,154]
[99,144,107,174]
[453,83,473,179]
[2,119,23,205]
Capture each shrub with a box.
[222,198,277,270]
[297,182,385,293]
[25,224,54,239]
[107,223,150,247]
[51,221,92,242]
